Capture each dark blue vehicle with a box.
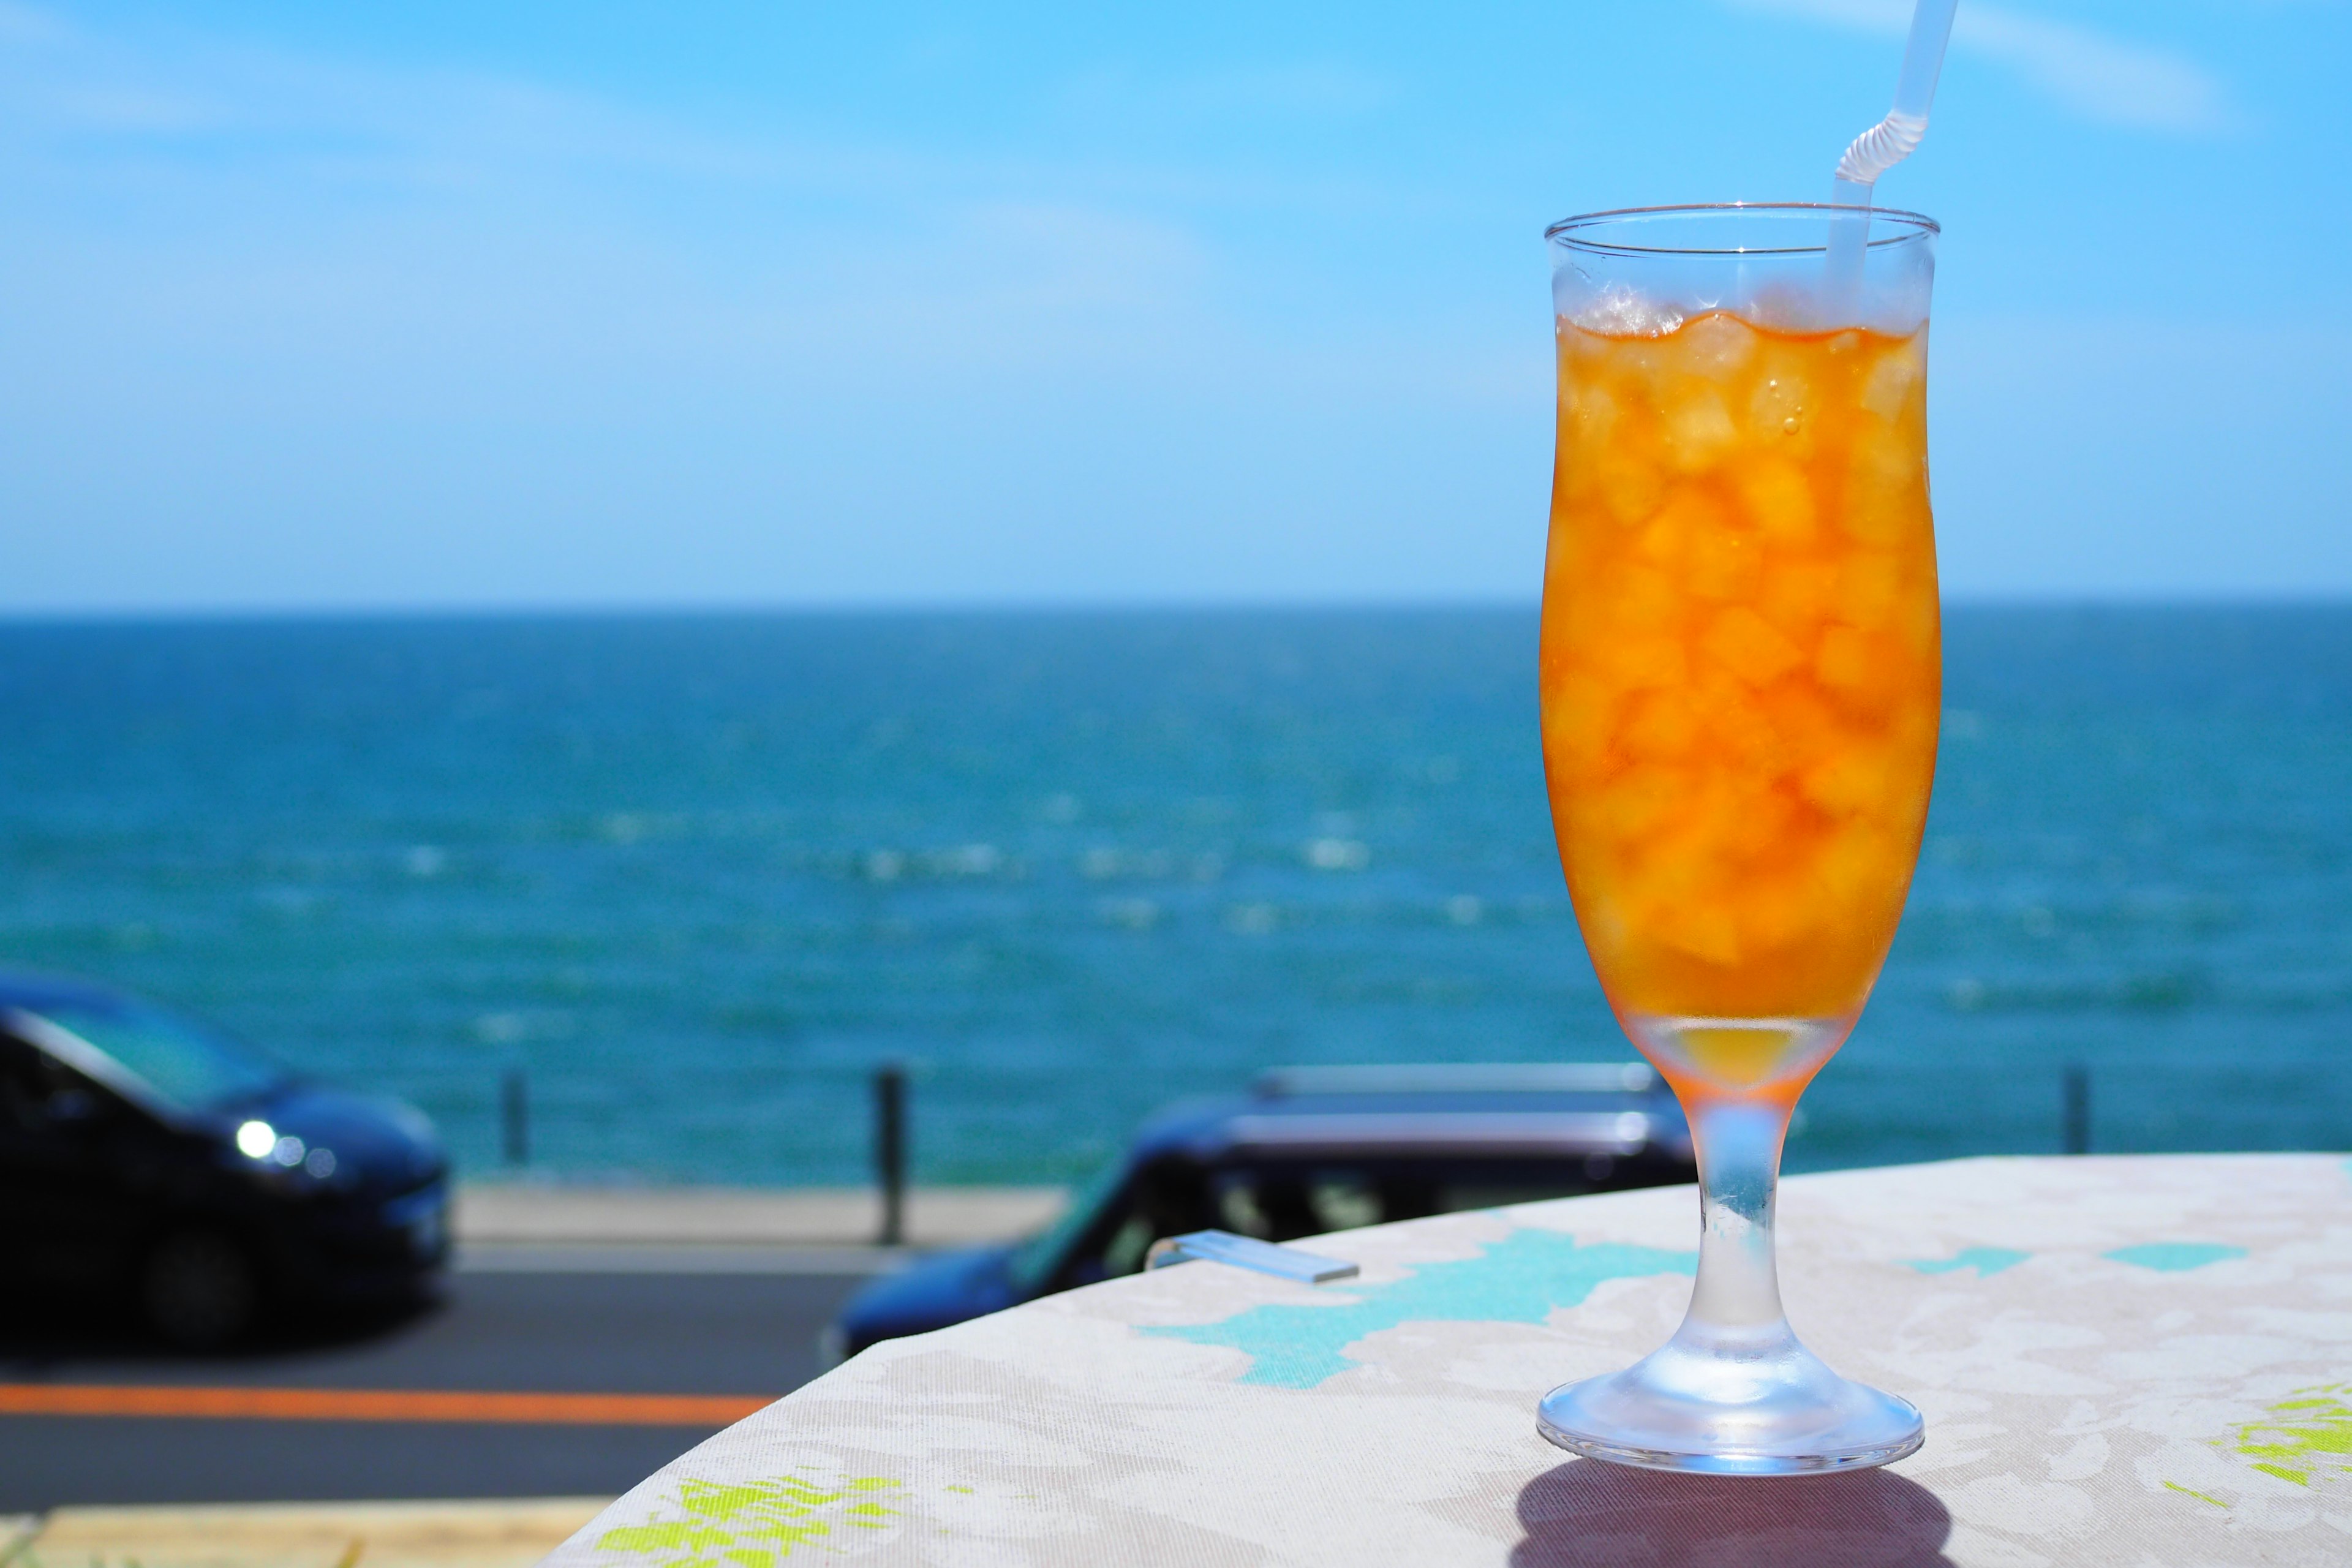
[832,1063,1694,1359]
[0,970,450,1347]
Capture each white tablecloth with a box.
[550,1154,2352,1566]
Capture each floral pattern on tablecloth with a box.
[589,1475,906,1566]
[550,1154,2352,1567]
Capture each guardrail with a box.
[477,1061,2102,1190]
[875,1063,908,1246]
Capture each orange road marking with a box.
[0,1383,770,1425]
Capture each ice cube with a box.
[1859,339,1924,420]
[1738,867,1821,952]
[1562,382,1620,440]
[1673,312,1759,379]
[1618,688,1703,763]
[1572,283,1685,339]
[1641,872,1744,965]
[1733,456,1817,546]
[1597,628,1687,688]
[1842,425,1924,542]
[1760,682,1839,759]
[1634,487,1721,570]
[1663,388,1738,472]
[1814,820,1900,905]
[1746,361,1814,449]
[1716,783,1795,861]
[1797,744,1892,816]
[1758,559,1839,643]
[1558,321,1619,368]
[1813,623,1899,710]
[1596,451,1667,526]
[1633,511,1687,571]
[1587,764,1685,848]
[1833,555,1906,633]
[1698,673,1784,761]
[1688,519,1762,603]
[1558,387,1624,488]
[1702,608,1804,688]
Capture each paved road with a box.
[0,1266,870,1510]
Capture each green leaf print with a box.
[595,1474,904,1566]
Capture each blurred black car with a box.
[0,970,450,1348]
[832,1062,1695,1358]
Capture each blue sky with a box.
[1,1,2345,611]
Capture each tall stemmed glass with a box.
[1536,204,1939,1474]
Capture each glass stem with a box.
[1675,1094,1798,1354]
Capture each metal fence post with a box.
[502,1068,529,1168]
[876,1065,907,1246]
[2062,1065,2090,1156]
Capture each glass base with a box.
[1537,1334,1924,1476]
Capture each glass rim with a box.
[1545,202,1939,257]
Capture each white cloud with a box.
[0,4,1199,330]
[1958,7,2228,131]
[1730,0,2231,132]
[0,2,1530,611]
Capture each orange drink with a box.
[1529,196,1939,1480]
[1539,311,1939,1093]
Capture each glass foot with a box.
[1538,1334,1924,1476]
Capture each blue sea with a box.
[2,607,2347,1186]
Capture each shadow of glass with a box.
[1513,1459,1953,1568]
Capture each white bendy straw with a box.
[1833,0,1960,205]
[1825,0,1959,306]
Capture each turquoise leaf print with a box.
[1145,1227,1694,1389]
[1906,1246,2030,1278]
[2105,1243,2247,1272]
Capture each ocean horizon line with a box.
[7,593,2352,628]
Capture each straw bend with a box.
[1834,109,1928,189]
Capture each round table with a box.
[550,1154,2352,1566]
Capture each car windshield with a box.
[18,998,288,1112]
[1005,1159,1129,1291]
